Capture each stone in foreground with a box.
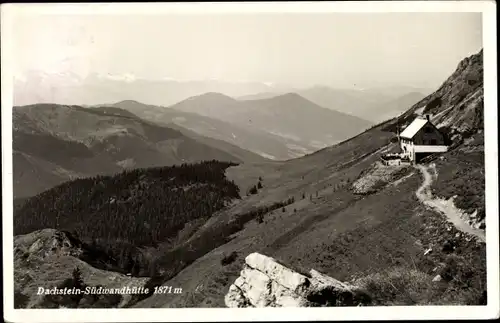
[224,252,370,307]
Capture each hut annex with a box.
[398,115,448,163]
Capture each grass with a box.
[23,120,483,309]
[350,202,486,306]
[269,162,486,306]
[431,137,485,221]
[125,196,298,307]
[117,125,486,308]
[355,267,442,305]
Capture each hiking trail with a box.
[415,163,485,242]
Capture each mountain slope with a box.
[363,92,427,123]
[14,49,486,308]
[13,104,255,197]
[111,100,305,160]
[132,49,486,308]
[13,151,85,199]
[297,86,393,120]
[170,92,373,153]
[237,92,283,101]
[382,49,483,137]
[297,86,429,123]
[164,123,267,163]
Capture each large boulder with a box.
[225,253,370,307]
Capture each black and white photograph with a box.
[2,1,498,322]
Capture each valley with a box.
[12,104,264,198]
[12,49,488,309]
[110,92,374,160]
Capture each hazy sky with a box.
[13,12,483,89]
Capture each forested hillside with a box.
[14,161,240,275]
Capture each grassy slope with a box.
[430,132,485,221]
[13,151,88,198]
[13,104,263,198]
[133,123,486,307]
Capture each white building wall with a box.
[413,145,448,153]
[400,139,414,160]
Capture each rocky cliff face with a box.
[383,49,483,140]
[225,253,370,307]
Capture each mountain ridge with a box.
[13,49,487,309]
[12,104,264,198]
[109,100,298,160]
[169,91,373,153]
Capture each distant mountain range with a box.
[11,90,375,198]
[111,92,373,160]
[298,86,429,123]
[13,49,487,309]
[367,92,428,123]
[13,72,289,107]
[110,100,297,160]
[168,92,373,151]
[14,70,430,123]
[12,104,265,198]
[237,86,429,123]
[11,69,435,200]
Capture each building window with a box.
[430,139,437,145]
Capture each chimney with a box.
[426,114,430,121]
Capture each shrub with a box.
[220,251,238,266]
[248,185,258,195]
[72,267,84,288]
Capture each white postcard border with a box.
[2,1,498,322]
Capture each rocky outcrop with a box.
[351,161,411,195]
[14,229,148,309]
[225,253,370,307]
[382,49,483,139]
[14,229,83,262]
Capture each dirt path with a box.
[415,164,486,242]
